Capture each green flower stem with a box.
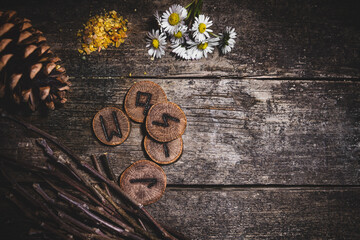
[210,32,220,38]
[185,0,194,9]
[185,0,203,26]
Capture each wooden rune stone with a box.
[144,135,183,165]
[146,102,187,142]
[124,81,167,123]
[136,91,152,115]
[119,160,166,205]
[92,107,130,146]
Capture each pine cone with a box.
[0,10,70,111]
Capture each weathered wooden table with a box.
[1,0,360,239]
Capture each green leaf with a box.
[186,7,193,20]
[185,0,194,9]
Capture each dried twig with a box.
[58,192,124,234]
[0,112,180,240]
[92,154,111,197]
[95,185,160,240]
[37,139,107,205]
[100,153,116,182]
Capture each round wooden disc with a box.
[146,102,187,142]
[119,160,166,205]
[124,81,167,123]
[92,107,130,146]
[144,135,183,165]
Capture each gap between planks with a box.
[69,76,360,81]
[166,184,360,191]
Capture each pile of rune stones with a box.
[92,81,187,205]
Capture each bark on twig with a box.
[92,154,112,197]
[100,153,116,182]
[0,112,180,240]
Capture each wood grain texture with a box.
[1,187,359,240]
[1,0,360,78]
[1,78,359,185]
[146,187,360,240]
[1,0,360,239]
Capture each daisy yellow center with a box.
[197,42,208,50]
[168,13,180,26]
[152,39,159,49]
[198,23,206,33]
[174,31,182,38]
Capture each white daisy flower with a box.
[146,29,167,58]
[188,37,219,59]
[171,43,191,60]
[169,25,188,45]
[191,15,213,42]
[219,27,237,54]
[161,4,187,34]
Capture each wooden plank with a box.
[1,0,360,78]
[1,78,359,185]
[1,187,359,239]
[0,193,36,240]
[146,187,360,239]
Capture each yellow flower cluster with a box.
[77,10,128,54]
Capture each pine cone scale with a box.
[21,89,31,102]
[9,73,21,89]
[0,54,13,70]
[0,23,14,37]
[0,38,12,51]
[29,63,42,79]
[24,44,37,58]
[20,22,32,31]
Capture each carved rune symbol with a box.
[129,178,158,188]
[135,91,152,116]
[99,111,122,142]
[163,143,170,158]
[152,113,180,128]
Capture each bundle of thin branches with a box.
[0,112,186,240]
